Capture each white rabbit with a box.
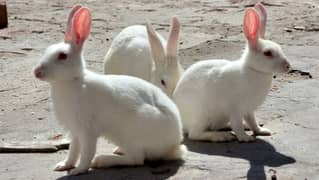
[33,5,186,175]
[173,3,291,142]
[103,17,183,97]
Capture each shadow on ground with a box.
[185,138,296,180]
[56,139,295,180]
[56,160,184,180]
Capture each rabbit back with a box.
[104,25,166,81]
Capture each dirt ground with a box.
[0,0,319,179]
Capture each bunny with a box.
[173,3,291,142]
[103,17,183,97]
[33,5,186,175]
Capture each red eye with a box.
[58,52,68,61]
[161,80,166,87]
[263,50,273,57]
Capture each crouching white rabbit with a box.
[173,3,291,142]
[103,17,183,97]
[33,5,186,175]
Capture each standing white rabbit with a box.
[103,17,183,97]
[33,5,186,175]
[173,3,291,142]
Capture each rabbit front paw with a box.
[68,166,88,176]
[91,155,108,168]
[254,127,271,136]
[210,132,236,142]
[237,134,255,142]
[54,160,75,171]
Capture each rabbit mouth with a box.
[34,66,45,79]
[35,71,44,79]
[282,62,291,72]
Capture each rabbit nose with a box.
[34,65,44,79]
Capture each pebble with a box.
[284,28,293,32]
[293,26,306,31]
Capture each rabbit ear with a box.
[146,23,165,66]
[244,8,260,49]
[64,5,82,43]
[166,17,180,60]
[255,2,267,38]
[71,7,91,49]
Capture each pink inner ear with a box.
[73,8,91,45]
[244,8,260,45]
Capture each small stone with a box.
[21,47,34,51]
[276,114,283,118]
[269,169,277,180]
[293,26,306,31]
[271,174,277,180]
[37,117,44,120]
[284,28,292,32]
[31,30,44,34]
[48,134,63,140]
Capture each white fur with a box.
[103,18,183,97]
[104,25,156,81]
[173,4,291,142]
[34,6,186,175]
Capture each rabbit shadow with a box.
[56,159,184,180]
[184,138,296,180]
